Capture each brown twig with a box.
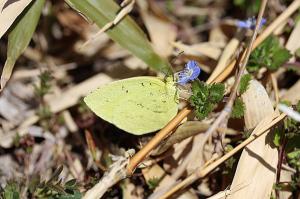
[125,0,300,176]
[126,107,192,174]
[161,113,287,199]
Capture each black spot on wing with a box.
[2,0,21,11]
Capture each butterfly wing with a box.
[84,77,178,135]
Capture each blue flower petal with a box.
[237,17,266,30]
[176,60,201,85]
[190,66,201,80]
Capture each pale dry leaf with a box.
[142,164,165,183]
[285,20,300,61]
[282,80,300,104]
[176,6,211,16]
[228,80,278,199]
[14,73,114,143]
[47,73,113,113]
[209,26,227,48]
[148,165,198,199]
[75,25,110,56]
[139,7,176,58]
[124,56,148,70]
[273,19,288,35]
[207,38,239,84]
[0,0,33,39]
[102,43,131,60]
[172,41,221,60]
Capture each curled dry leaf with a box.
[228,80,278,199]
[171,41,221,60]
[137,0,176,58]
[207,38,240,84]
[285,20,300,61]
[152,121,209,156]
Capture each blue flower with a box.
[176,60,201,85]
[237,17,266,29]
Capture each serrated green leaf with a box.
[190,81,224,120]
[239,74,252,95]
[65,0,171,75]
[1,0,45,91]
[209,83,225,103]
[270,48,292,70]
[231,97,245,119]
[247,35,292,72]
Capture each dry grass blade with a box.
[206,38,240,83]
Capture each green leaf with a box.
[65,0,171,75]
[147,177,161,190]
[209,83,225,103]
[287,149,300,168]
[190,81,224,120]
[239,74,252,95]
[231,97,245,119]
[247,35,292,72]
[273,128,283,147]
[1,0,45,90]
[296,100,300,112]
[3,182,20,199]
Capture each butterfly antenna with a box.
[165,51,184,82]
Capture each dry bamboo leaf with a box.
[176,6,211,16]
[273,19,288,35]
[148,165,198,199]
[171,41,221,60]
[228,80,278,199]
[282,80,300,104]
[207,38,239,83]
[12,73,114,144]
[142,164,165,183]
[48,73,113,113]
[0,0,33,39]
[102,43,131,60]
[152,121,209,156]
[209,27,227,48]
[138,5,176,58]
[124,56,148,70]
[285,20,300,59]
